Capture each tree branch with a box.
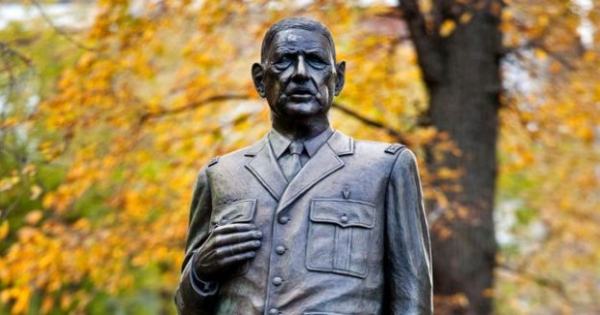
[509,40,576,71]
[398,0,445,86]
[0,42,32,67]
[0,41,33,89]
[332,102,408,144]
[31,0,99,52]
[503,15,577,71]
[497,263,573,304]
[139,93,253,122]
[139,94,409,144]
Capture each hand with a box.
[193,223,262,281]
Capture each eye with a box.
[272,55,292,70]
[306,55,328,70]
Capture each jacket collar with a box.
[268,127,335,158]
[244,130,354,205]
[244,129,353,157]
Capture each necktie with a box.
[281,141,304,181]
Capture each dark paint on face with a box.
[261,29,340,119]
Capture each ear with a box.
[251,63,266,98]
[334,61,345,96]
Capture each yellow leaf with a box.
[0,221,8,240]
[440,20,456,37]
[534,48,548,60]
[0,117,18,129]
[30,185,42,200]
[0,176,19,192]
[12,287,30,314]
[538,15,549,27]
[25,211,43,225]
[21,164,36,176]
[583,51,597,62]
[420,0,432,13]
[459,12,473,24]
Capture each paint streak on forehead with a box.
[270,29,334,60]
[284,32,302,42]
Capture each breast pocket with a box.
[211,199,256,227]
[210,199,257,277]
[306,198,375,279]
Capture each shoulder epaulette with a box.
[384,143,405,155]
[208,156,220,167]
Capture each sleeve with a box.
[174,166,219,315]
[384,148,433,315]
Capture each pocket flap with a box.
[212,199,256,225]
[310,199,375,228]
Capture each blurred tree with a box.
[398,1,502,314]
[398,1,599,314]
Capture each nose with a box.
[291,55,308,81]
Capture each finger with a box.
[213,223,257,235]
[216,240,261,258]
[219,251,257,267]
[214,230,262,246]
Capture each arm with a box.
[175,166,218,315]
[385,148,433,315]
[174,166,262,314]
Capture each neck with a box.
[271,114,330,141]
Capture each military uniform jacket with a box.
[175,130,433,315]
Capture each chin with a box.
[282,101,323,117]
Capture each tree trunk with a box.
[400,1,503,314]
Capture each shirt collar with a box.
[268,127,334,159]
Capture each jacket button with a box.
[272,276,283,286]
[275,245,286,255]
[278,216,289,224]
[340,214,348,223]
[268,308,279,315]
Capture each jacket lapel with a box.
[276,131,355,213]
[244,138,288,201]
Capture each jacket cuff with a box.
[174,254,219,314]
[189,261,219,296]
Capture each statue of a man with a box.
[175,17,433,315]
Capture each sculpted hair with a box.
[261,17,336,63]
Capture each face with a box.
[253,28,345,120]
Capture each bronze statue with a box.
[175,17,433,315]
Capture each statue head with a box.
[252,17,346,125]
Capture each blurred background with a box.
[0,0,598,314]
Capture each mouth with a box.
[287,93,314,101]
[286,86,315,101]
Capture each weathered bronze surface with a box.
[174,17,433,315]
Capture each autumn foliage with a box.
[0,0,599,314]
